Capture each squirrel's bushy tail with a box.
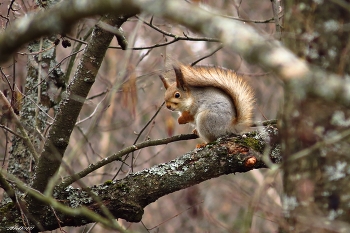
[178,65,255,127]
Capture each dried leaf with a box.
[121,70,137,118]
[165,116,175,136]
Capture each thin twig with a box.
[0,171,17,204]
[0,68,12,90]
[0,124,25,139]
[190,44,223,66]
[57,133,198,190]
[76,93,108,125]
[6,0,16,27]
[99,15,221,50]
[137,15,220,42]
[50,206,67,233]
[86,89,109,100]
[113,102,165,178]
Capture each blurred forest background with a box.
[0,0,294,232]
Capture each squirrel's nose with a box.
[166,104,171,109]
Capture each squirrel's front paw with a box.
[178,111,194,124]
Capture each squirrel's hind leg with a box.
[195,110,231,142]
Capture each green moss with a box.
[0,202,15,215]
[114,181,131,193]
[0,202,23,227]
[103,180,113,185]
[234,133,265,153]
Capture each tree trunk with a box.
[282,1,350,232]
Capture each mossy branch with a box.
[0,128,279,232]
[57,134,198,190]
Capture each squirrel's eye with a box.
[174,92,181,98]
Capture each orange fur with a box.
[178,111,195,124]
[160,64,255,142]
[178,65,255,127]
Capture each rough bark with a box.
[8,36,64,188]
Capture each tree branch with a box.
[0,129,279,232]
[29,14,134,211]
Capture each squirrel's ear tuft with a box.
[159,74,169,89]
[173,65,187,91]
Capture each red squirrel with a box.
[160,65,255,142]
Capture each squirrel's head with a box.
[159,66,193,112]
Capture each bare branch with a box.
[190,44,223,66]
[0,171,17,204]
[0,124,25,139]
[29,14,133,208]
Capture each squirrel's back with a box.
[178,65,255,128]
